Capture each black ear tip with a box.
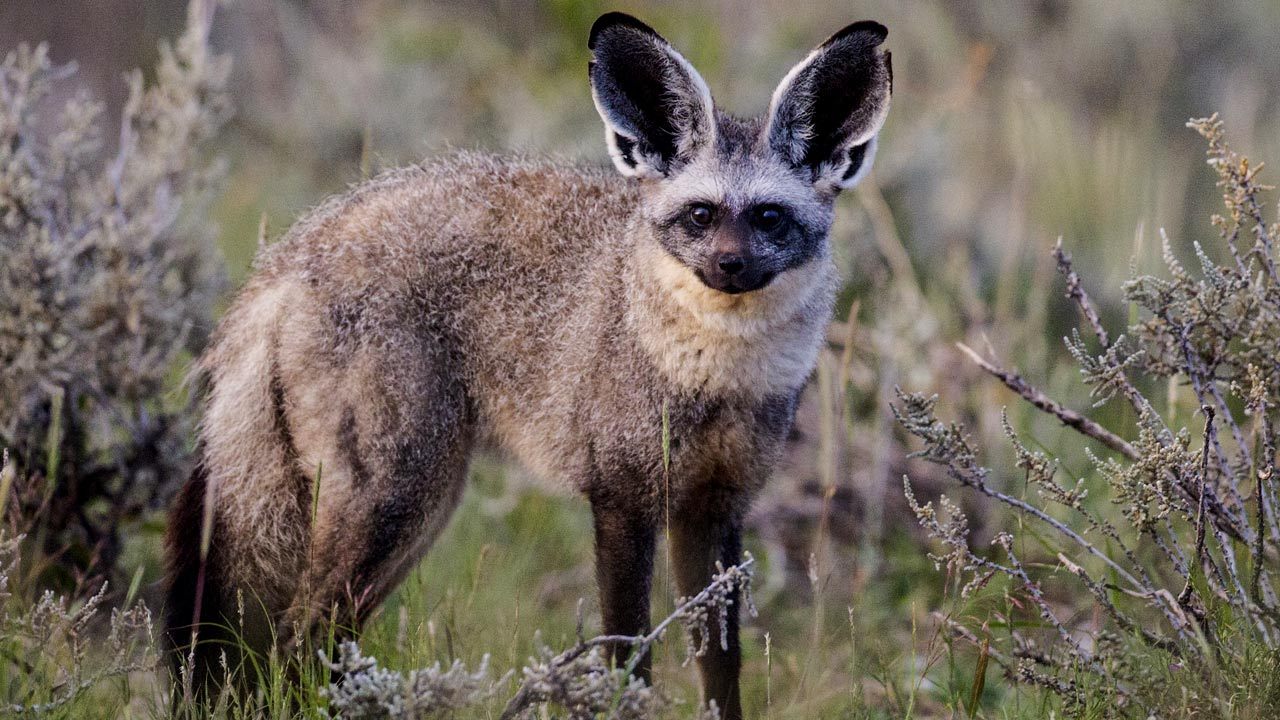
[826,20,888,48]
[589,12,661,50]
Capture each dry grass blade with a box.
[966,636,989,718]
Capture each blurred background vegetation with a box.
[4,0,1280,717]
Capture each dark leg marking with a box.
[338,406,370,489]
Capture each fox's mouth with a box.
[694,269,777,294]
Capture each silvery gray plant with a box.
[897,116,1280,716]
[0,0,228,581]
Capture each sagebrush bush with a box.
[0,523,156,716]
[314,555,754,719]
[0,0,228,583]
[319,643,505,719]
[899,115,1280,718]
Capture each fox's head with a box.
[589,13,891,296]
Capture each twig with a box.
[1178,407,1213,609]
[1052,240,1111,349]
[956,342,1138,460]
[498,557,754,720]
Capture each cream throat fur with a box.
[627,234,836,396]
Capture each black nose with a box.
[718,255,746,275]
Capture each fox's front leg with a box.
[670,510,745,720]
[590,494,657,683]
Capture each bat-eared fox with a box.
[165,12,891,718]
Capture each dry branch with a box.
[1053,239,1111,348]
[498,556,755,720]
[955,342,1137,460]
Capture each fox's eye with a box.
[751,205,784,231]
[688,204,714,228]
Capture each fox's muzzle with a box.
[696,255,776,294]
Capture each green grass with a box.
[277,476,1037,717]
[0,457,1052,719]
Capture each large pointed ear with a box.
[588,13,716,178]
[765,21,892,192]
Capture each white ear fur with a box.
[838,135,878,190]
[766,47,825,167]
[599,124,657,178]
[764,22,891,191]
[588,13,716,178]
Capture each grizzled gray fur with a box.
[165,13,891,718]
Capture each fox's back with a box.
[254,152,636,324]
[211,153,639,482]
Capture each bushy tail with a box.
[164,283,319,703]
[164,455,229,700]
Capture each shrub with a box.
[0,522,156,716]
[0,0,228,583]
[898,115,1280,717]
[318,556,755,719]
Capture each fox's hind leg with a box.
[281,327,475,650]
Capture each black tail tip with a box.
[163,461,225,695]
